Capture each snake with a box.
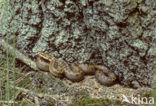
[36,52,117,86]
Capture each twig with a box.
[0,100,18,104]
[0,38,39,71]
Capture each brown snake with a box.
[36,52,117,86]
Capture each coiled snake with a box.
[36,52,117,86]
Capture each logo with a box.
[122,94,154,105]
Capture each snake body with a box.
[36,52,117,86]
[36,56,49,72]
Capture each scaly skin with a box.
[95,66,117,86]
[77,64,97,75]
[64,64,84,82]
[36,56,50,72]
[36,52,117,86]
[49,58,65,78]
